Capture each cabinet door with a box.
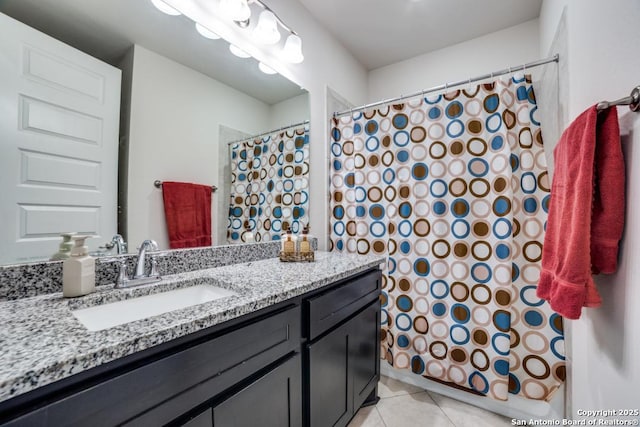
[308,321,352,427]
[182,409,212,427]
[351,300,381,410]
[213,353,302,427]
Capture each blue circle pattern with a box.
[327,78,563,400]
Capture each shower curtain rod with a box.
[226,120,310,145]
[333,54,560,117]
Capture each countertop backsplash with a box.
[0,239,317,301]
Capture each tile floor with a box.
[348,376,513,427]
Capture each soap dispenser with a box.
[51,232,76,261]
[298,225,314,261]
[281,227,297,255]
[63,235,95,297]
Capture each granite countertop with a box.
[0,252,384,403]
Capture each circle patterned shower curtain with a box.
[329,74,565,401]
[228,126,310,242]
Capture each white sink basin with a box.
[72,285,237,331]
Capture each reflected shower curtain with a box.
[228,125,309,242]
[330,74,565,401]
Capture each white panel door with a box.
[0,12,121,264]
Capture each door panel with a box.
[308,321,352,427]
[0,12,121,263]
[352,301,381,410]
[213,354,302,427]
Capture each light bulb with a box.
[253,10,281,45]
[149,0,181,16]
[195,23,220,39]
[220,0,251,22]
[258,62,277,75]
[282,34,304,63]
[229,44,251,58]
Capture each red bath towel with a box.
[537,106,625,319]
[162,181,212,249]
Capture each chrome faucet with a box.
[101,234,128,254]
[134,239,158,279]
[101,239,162,289]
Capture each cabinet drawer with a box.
[306,270,380,340]
[213,353,302,427]
[6,305,300,427]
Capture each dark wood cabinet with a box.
[181,409,212,427]
[305,270,382,427]
[0,268,381,427]
[352,301,381,410]
[213,353,302,427]
[308,320,352,427]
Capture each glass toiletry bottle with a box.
[299,225,313,256]
[51,232,76,261]
[63,235,95,297]
[281,227,297,255]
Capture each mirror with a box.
[0,0,309,265]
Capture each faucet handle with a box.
[100,257,129,288]
[148,252,168,278]
[149,256,160,279]
[100,241,116,250]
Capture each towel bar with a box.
[154,180,217,193]
[596,86,640,112]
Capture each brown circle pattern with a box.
[230,126,309,242]
[330,74,564,401]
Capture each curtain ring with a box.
[490,71,494,80]
[508,66,512,74]
[444,82,449,91]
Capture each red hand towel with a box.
[537,106,624,320]
[162,181,212,249]
[591,107,625,273]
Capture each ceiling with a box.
[298,0,543,70]
[0,0,305,105]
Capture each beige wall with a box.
[540,0,640,418]
[122,45,271,250]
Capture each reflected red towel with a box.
[537,106,624,319]
[162,181,212,249]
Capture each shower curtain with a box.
[228,125,310,242]
[330,74,565,401]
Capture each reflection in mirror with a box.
[226,121,310,243]
[0,0,309,265]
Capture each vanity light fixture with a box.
[229,44,252,58]
[258,62,277,75]
[220,0,252,23]
[282,34,304,64]
[150,0,304,66]
[149,0,181,16]
[253,10,280,45]
[195,23,221,40]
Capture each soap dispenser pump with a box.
[63,235,95,298]
[51,232,76,261]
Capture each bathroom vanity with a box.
[0,251,383,426]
